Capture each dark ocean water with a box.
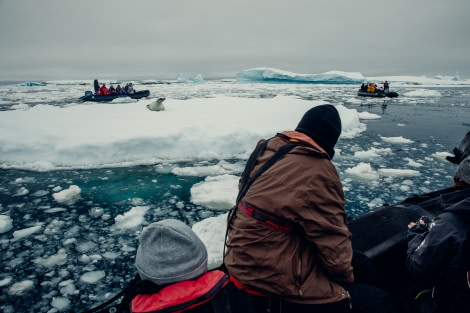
[0,81,469,312]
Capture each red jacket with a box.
[131,271,229,313]
[99,85,108,95]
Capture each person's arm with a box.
[406,216,450,282]
[301,176,354,283]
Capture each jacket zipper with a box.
[346,291,352,309]
[296,251,303,296]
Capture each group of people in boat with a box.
[360,81,390,93]
[93,79,134,96]
[87,107,470,313]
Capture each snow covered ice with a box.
[0,68,469,312]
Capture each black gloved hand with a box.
[446,147,466,165]
[418,216,433,231]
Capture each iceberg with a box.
[236,67,365,84]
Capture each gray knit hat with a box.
[135,219,208,285]
[455,156,470,185]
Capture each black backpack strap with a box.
[82,274,166,313]
[82,274,141,313]
[211,282,258,313]
[224,139,297,257]
[237,141,296,204]
[237,139,271,203]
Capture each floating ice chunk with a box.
[354,150,381,159]
[193,213,227,267]
[380,136,414,144]
[431,151,452,161]
[0,276,13,287]
[358,111,381,120]
[34,248,68,267]
[345,163,379,180]
[378,168,420,177]
[76,241,98,253]
[12,224,42,240]
[52,185,81,205]
[89,207,105,218]
[51,296,71,311]
[14,177,36,184]
[0,215,13,234]
[8,280,34,295]
[79,254,91,264]
[190,174,238,210]
[403,89,441,97]
[172,160,242,177]
[405,158,423,167]
[400,185,411,192]
[13,186,29,196]
[336,105,366,139]
[32,190,49,197]
[121,244,136,252]
[58,280,77,296]
[45,207,67,213]
[112,206,149,230]
[80,271,105,284]
[102,251,121,260]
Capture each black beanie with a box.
[295,105,342,159]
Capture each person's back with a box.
[100,84,108,95]
[225,105,394,313]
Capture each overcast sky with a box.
[0,0,469,81]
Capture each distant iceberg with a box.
[237,68,365,84]
[18,82,47,87]
[176,73,204,83]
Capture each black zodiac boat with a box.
[357,90,399,98]
[350,131,470,311]
[79,90,150,102]
[348,185,459,311]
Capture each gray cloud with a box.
[0,0,469,81]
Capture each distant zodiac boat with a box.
[357,90,399,98]
[80,90,150,102]
[357,82,399,98]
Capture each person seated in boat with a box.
[406,156,470,313]
[225,105,395,313]
[94,79,100,95]
[367,83,377,93]
[126,82,135,94]
[360,82,367,92]
[115,84,124,95]
[130,219,255,313]
[99,83,108,95]
[108,85,116,95]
